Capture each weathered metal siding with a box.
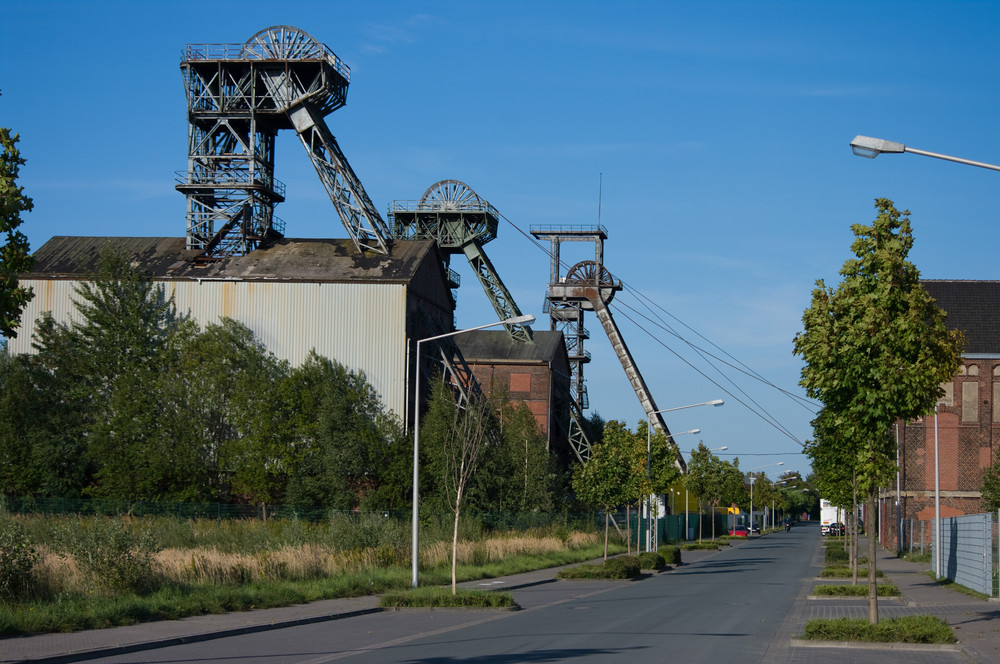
[9,278,409,416]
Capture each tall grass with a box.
[0,512,610,636]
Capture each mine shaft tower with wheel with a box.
[176,26,391,260]
[531,225,686,470]
[389,180,533,343]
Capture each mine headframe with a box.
[531,225,686,471]
[176,26,390,261]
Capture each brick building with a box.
[880,280,1000,546]
[454,330,571,457]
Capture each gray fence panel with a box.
[933,513,993,596]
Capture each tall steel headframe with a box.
[530,225,685,471]
[177,26,390,259]
[389,180,532,343]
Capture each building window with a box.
[969,365,979,376]
[962,382,978,423]
[994,382,1000,423]
[940,382,954,407]
[510,373,531,393]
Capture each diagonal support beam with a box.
[288,106,390,255]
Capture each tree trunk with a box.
[626,505,631,555]
[451,488,462,595]
[698,500,703,543]
[867,490,879,624]
[851,482,858,585]
[604,510,610,560]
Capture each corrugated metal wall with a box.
[10,279,409,416]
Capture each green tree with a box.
[571,420,636,559]
[0,114,35,338]
[477,390,556,514]
[684,443,723,541]
[418,380,493,593]
[793,198,964,624]
[980,456,1000,511]
[283,352,405,511]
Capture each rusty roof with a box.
[26,237,441,284]
[454,330,567,365]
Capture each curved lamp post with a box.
[850,135,1000,172]
[411,314,535,587]
[646,399,724,550]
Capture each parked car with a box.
[728,525,748,537]
[822,522,846,536]
[748,523,760,534]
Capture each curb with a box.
[789,638,961,653]
[6,607,383,664]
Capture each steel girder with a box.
[390,181,531,343]
[178,26,390,258]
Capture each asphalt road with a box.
[80,527,817,664]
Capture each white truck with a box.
[820,499,844,536]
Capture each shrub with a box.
[380,587,516,608]
[681,542,719,551]
[637,552,666,571]
[825,546,849,563]
[57,517,161,594]
[0,518,39,600]
[804,616,955,644]
[657,545,681,565]
[558,556,641,580]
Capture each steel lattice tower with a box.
[177,26,390,259]
[389,180,533,343]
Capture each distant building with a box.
[881,280,1000,547]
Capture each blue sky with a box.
[3,1,999,481]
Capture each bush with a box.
[657,545,681,565]
[637,552,666,571]
[0,518,39,600]
[57,517,161,594]
[824,546,849,563]
[557,556,641,580]
[681,542,719,551]
[380,587,516,608]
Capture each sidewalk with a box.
[766,534,1000,664]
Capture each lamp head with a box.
[851,135,905,159]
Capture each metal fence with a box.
[931,512,996,597]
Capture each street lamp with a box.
[411,314,535,587]
[850,135,1000,172]
[747,463,783,537]
[646,399,724,550]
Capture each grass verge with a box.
[0,543,617,636]
[380,587,516,609]
[803,616,956,644]
[923,571,991,600]
[812,583,899,597]
[819,566,884,578]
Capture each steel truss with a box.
[530,226,685,471]
[390,180,532,343]
[177,25,389,259]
